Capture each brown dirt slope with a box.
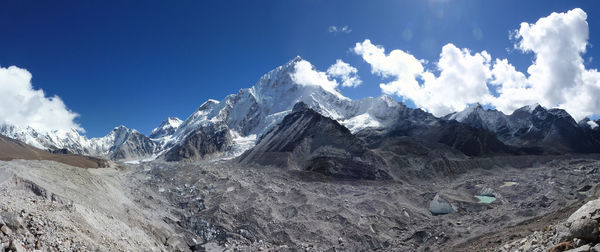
[0,134,109,168]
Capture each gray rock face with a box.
[359,105,514,157]
[429,194,453,215]
[163,122,233,161]
[446,104,600,153]
[580,118,600,148]
[108,127,159,160]
[239,102,390,180]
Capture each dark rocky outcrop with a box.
[358,105,514,157]
[446,104,600,154]
[239,102,390,180]
[163,122,233,161]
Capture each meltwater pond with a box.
[475,195,496,203]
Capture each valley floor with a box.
[1,156,599,251]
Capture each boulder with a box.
[8,240,25,252]
[429,194,454,215]
[569,244,591,252]
[0,225,10,235]
[0,212,21,230]
[563,199,600,241]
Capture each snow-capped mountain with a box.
[240,102,391,180]
[160,56,407,160]
[3,56,599,162]
[0,123,157,161]
[149,117,183,139]
[0,56,405,161]
[444,103,510,135]
[445,103,600,153]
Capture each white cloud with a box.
[489,58,537,113]
[492,8,600,120]
[326,59,362,87]
[0,66,82,132]
[290,59,340,94]
[328,25,352,34]
[353,8,600,120]
[353,40,493,116]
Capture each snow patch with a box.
[341,113,383,133]
[588,120,599,129]
[526,103,542,113]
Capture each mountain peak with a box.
[447,103,487,122]
[526,103,544,113]
[292,102,310,112]
[113,125,129,131]
[580,117,600,129]
[150,117,183,139]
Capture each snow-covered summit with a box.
[444,103,508,133]
[0,122,157,161]
[150,117,183,139]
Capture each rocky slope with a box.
[239,102,390,180]
[358,103,515,157]
[492,198,600,252]
[163,122,233,162]
[0,135,110,168]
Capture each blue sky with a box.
[1,0,599,137]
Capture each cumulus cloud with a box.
[290,60,339,94]
[353,8,600,120]
[494,8,600,120]
[0,66,82,132]
[354,40,493,116]
[326,59,362,87]
[328,25,352,34]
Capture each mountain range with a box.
[2,57,600,166]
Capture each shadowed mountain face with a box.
[579,118,600,146]
[357,104,515,157]
[163,122,233,162]
[108,126,160,160]
[239,102,391,180]
[445,104,600,153]
[0,134,110,168]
